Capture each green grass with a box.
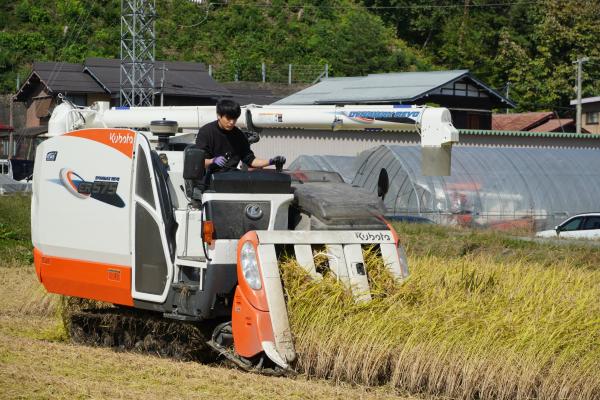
[0,194,32,265]
[394,221,600,269]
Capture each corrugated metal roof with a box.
[275,70,469,104]
[347,128,599,139]
[274,70,514,107]
[570,96,600,105]
[461,129,598,139]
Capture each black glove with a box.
[269,156,286,166]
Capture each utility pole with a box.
[8,96,13,160]
[505,81,511,114]
[159,63,167,106]
[573,56,589,134]
[8,75,18,159]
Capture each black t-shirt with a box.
[195,120,255,169]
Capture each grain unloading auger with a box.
[32,101,458,373]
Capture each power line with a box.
[205,1,541,10]
[46,4,94,91]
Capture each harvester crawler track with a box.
[65,306,294,376]
[67,307,218,363]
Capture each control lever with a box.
[275,160,284,172]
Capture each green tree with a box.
[495,0,600,111]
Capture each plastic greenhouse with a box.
[288,155,357,183]
[352,145,600,231]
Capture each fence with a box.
[209,63,329,84]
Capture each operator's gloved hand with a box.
[212,155,227,167]
[269,155,286,166]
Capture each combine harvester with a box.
[32,100,458,373]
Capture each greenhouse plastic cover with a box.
[288,155,356,183]
[352,145,600,231]
[0,175,32,194]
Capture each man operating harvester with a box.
[196,99,286,171]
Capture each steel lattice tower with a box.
[120,0,156,107]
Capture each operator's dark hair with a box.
[216,99,241,119]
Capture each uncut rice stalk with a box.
[280,253,600,399]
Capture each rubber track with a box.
[68,308,222,363]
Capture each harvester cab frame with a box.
[32,100,457,373]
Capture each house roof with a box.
[492,112,554,131]
[274,70,515,108]
[83,58,231,98]
[570,96,600,105]
[15,58,231,101]
[220,82,304,105]
[15,62,105,100]
[529,118,576,132]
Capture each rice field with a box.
[280,234,600,399]
[3,194,600,399]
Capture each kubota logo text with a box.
[109,132,134,144]
[355,232,392,241]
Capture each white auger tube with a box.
[48,101,458,175]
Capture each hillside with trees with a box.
[0,0,598,112]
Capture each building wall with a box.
[582,103,600,134]
[25,85,51,127]
[0,95,26,129]
[86,93,111,106]
[251,129,600,164]
[450,110,492,130]
[413,96,495,130]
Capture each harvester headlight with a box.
[241,241,262,290]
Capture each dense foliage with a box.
[362,0,600,111]
[0,0,598,112]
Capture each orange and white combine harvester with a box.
[32,100,458,372]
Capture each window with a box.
[586,111,599,125]
[64,94,87,107]
[561,217,583,231]
[582,216,600,230]
[135,146,155,209]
